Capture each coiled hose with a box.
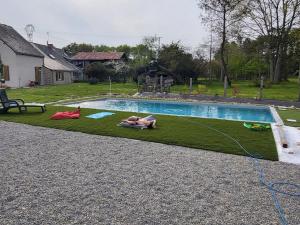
[183,118,300,225]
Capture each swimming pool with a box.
[67,99,275,123]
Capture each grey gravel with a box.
[0,121,299,225]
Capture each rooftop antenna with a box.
[25,24,35,42]
[46,32,50,44]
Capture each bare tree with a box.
[198,41,219,81]
[143,36,162,60]
[245,0,300,83]
[198,0,247,96]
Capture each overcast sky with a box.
[0,0,209,49]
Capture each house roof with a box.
[71,52,125,61]
[32,43,81,72]
[0,23,43,58]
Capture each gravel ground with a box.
[0,121,299,225]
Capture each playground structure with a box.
[137,61,174,93]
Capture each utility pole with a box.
[157,34,161,51]
[154,34,162,60]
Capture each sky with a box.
[0,0,209,50]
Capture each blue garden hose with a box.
[184,118,300,225]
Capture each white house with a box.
[32,43,82,85]
[0,23,44,87]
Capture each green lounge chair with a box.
[0,89,46,113]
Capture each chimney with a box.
[47,43,54,50]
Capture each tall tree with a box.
[287,28,300,76]
[158,42,198,84]
[245,0,300,83]
[142,36,161,60]
[198,0,247,96]
[63,43,94,56]
[85,62,113,82]
[130,44,153,69]
[116,45,132,56]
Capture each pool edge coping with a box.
[269,106,294,164]
[63,98,276,124]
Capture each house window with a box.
[3,65,10,81]
[56,72,64,81]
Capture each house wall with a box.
[52,71,72,85]
[0,40,17,86]
[42,67,54,85]
[72,71,84,81]
[41,68,73,86]
[15,55,43,87]
[0,40,43,87]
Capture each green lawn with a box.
[6,82,138,103]
[277,108,300,127]
[0,106,278,161]
[171,78,300,101]
[5,79,299,104]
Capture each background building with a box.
[0,23,44,87]
[32,43,82,85]
[71,52,127,70]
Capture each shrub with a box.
[73,80,88,83]
[192,90,198,95]
[181,84,189,94]
[231,85,240,97]
[197,84,208,94]
[89,77,99,85]
[85,62,111,82]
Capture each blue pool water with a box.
[67,99,275,123]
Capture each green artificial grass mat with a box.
[0,106,278,161]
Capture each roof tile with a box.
[32,43,81,72]
[0,23,43,58]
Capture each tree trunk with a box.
[282,43,290,81]
[221,8,228,97]
[273,57,281,83]
[269,57,274,81]
[273,46,282,84]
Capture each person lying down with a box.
[121,115,156,129]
